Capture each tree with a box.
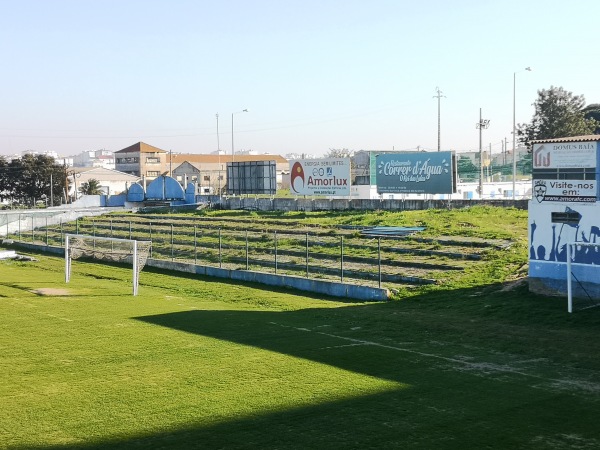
[456,156,478,181]
[517,86,598,147]
[79,179,103,195]
[3,155,67,206]
[583,103,600,134]
[516,152,532,176]
[0,156,8,202]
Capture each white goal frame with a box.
[566,241,600,313]
[65,234,151,296]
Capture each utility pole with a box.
[476,108,490,198]
[433,87,445,151]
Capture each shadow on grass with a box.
[34,383,596,450]
[31,283,600,449]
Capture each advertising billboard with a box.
[531,142,598,203]
[227,160,277,195]
[375,151,455,194]
[289,158,351,196]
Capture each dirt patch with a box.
[31,288,71,296]
[499,277,528,292]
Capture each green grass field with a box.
[1,249,600,449]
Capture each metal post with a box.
[434,87,445,151]
[306,233,309,277]
[171,224,174,261]
[219,228,222,268]
[31,215,34,243]
[340,236,344,282]
[246,230,249,270]
[479,108,483,197]
[378,237,382,288]
[512,71,517,200]
[194,225,198,264]
[110,219,113,237]
[45,216,48,245]
[149,222,153,258]
[76,217,79,235]
[65,234,70,283]
[60,219,63,247]
[92,220,95,237]
[129,221,132,240]
[274,231,278,274]
[133,241,138,296]
[18,214,21,240]
[567,243,573,313]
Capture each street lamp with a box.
[231,109,248,163]
[512,67,531,200]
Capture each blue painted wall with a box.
[146,176,185,200]
[127,183,145,202]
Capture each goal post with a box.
[566,241,600,313]
[65,234,152,296]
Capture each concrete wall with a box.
[146,258,389,301]
[206,196,528,212]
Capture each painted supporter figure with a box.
[530,210,600,264]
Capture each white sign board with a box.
[531,142,598,203]
[533,179,596,203]
[533,142,596,169]
[289,158,351,196]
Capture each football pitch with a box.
[1,253,600,449]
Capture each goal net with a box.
[566,242,600,313]
[65,234,152,296]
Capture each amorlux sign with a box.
[376,151,455,194]
[289,158,351,196]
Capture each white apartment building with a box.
[72,149,115,169]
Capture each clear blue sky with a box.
[1,0,599,157]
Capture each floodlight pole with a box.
[476,109,490,198]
